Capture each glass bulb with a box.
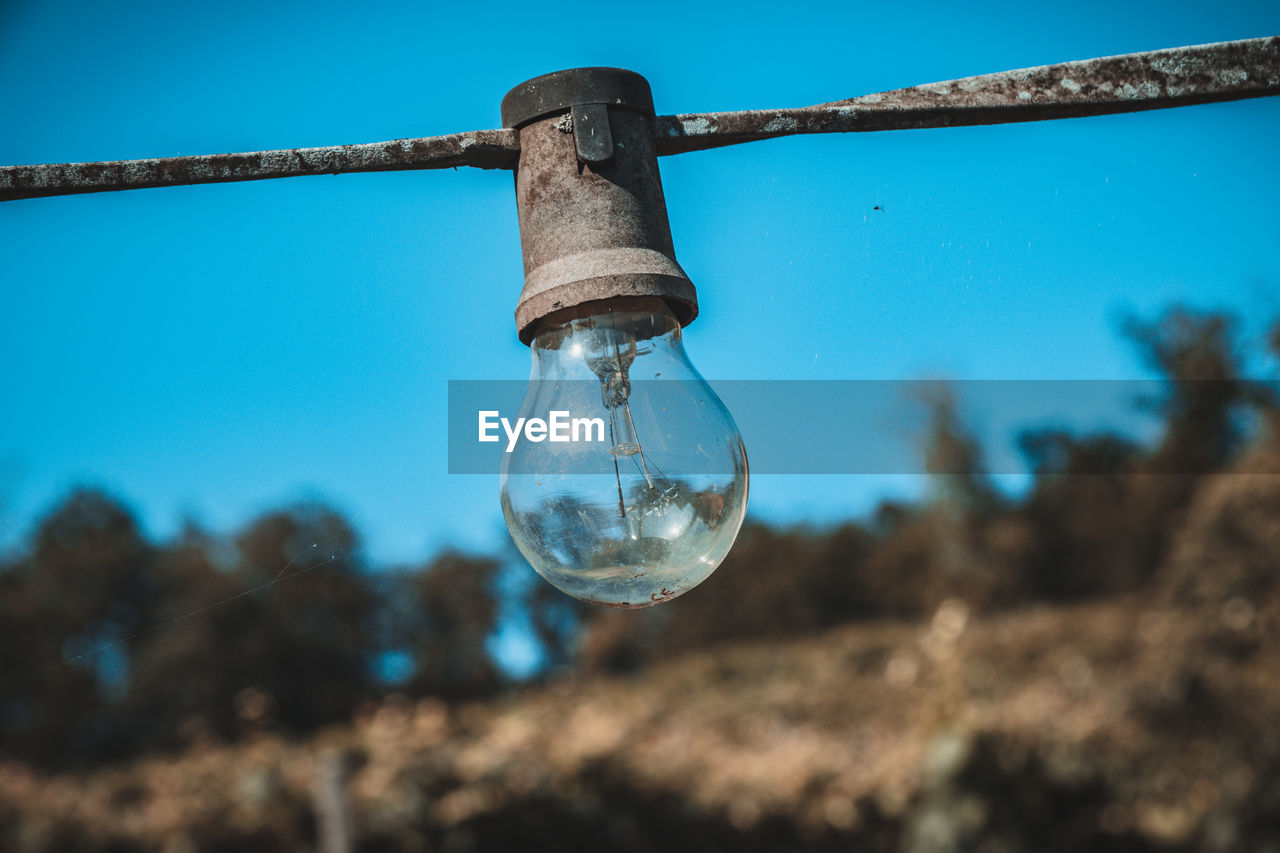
[501,297,748,607]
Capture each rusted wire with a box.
[2,37,1276,202]
[652,36,1280,154]
[0,129,519,202]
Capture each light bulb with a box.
[501,297,748,607]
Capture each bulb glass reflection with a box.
[501,298,748,607]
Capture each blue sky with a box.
[2,0,1279,565]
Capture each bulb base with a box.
[503,68,698,345]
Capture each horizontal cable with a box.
[652,36,1280,154]
[0,129,519,202]
[2,37,1275,201]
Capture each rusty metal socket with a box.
[502,68,697,344]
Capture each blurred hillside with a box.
[1,306,1279,851]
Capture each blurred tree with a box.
[921,384,1000,518]
[122,506,381,749]
[1015,429,1142,598]
[918,385,1015,606]
[0,489,155,766]
[524,570,585,675]
[1015,308,1255,598]
[120,522,257,747]
[1126,309,1251,474]
[389,552,501,699]
[226,506,376,731]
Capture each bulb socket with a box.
[502,68,698,345]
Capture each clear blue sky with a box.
[2,0,1279,565]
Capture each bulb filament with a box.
[593,330,673,521]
